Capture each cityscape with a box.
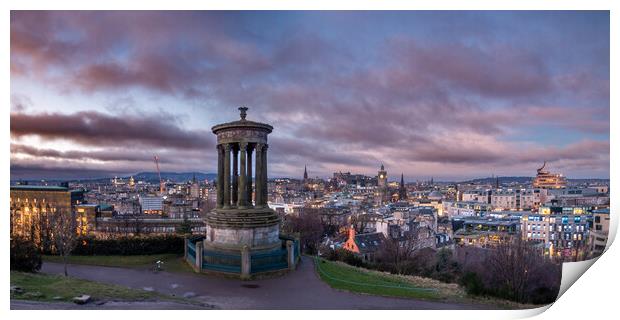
[9,10,610,311]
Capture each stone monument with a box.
[184,107,298,279]
[205,106,280,251]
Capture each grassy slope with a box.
[11,271,161,302]
[314,258,540,309]
[315,258,441,300]
[43,254,194,273]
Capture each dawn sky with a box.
[10,11,610,181]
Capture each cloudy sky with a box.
[10,11,609,181]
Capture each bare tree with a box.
[379,225,427,274]
[282,212,324,254]
[51,209,78,277]
[486,236,539,302]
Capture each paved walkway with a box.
[31,257,487,310]
[11,299,208,310]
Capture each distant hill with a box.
[11,172,218,185]
[459,176,533,185]
[131,172,217,183]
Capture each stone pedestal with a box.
[184,237,188,259]
[195,241,203,270]
[241,246,250,280]
[286,240,295,270]
[204,207,280,251]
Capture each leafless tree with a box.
[486,236,540,302]
[379,225,430,274]
[51,209,78,277]
[282,212,324,254]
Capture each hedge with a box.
[11,237,42,272]
[71,235,185,256]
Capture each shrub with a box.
[529,286,559,305]
[460,271,486,296]
[322,247,366,268]
[10,237,42,272]
[431,248,461,283]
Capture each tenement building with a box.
[184,107,300,279]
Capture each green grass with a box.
[10,271,162,302]
[42,254,194,273]
[314,258,543,309]
[314,258,441,300]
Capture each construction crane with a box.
[153,154,164,195]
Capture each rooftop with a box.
[10,185,83,193]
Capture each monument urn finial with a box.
[239,106,248,120]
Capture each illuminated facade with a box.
[452,217,520,248]
[532,162,567,189]
[139,195,164,214]
[522,205,591,259]
[10,185,84,250]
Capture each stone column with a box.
[223,144,231,209]
[216,145,224,209]
[255,143,263,207]
[262,145,269,207]
[195,241,203,271]
[232,145,238,206]
[241,245,251,280]
[238,142,248,209]
[247,145,253,208]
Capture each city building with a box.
[10,185,85,250]
[490,188,548,211]
[521,205,592,259]
[588,208,610,258]
[443,201,491,218]
[452,216,521,248]
[532,162,567,189]
[461,189,491,203]
[139,195,164,214]
[189,175,201,199]
[343,227,385,261]
[547,187,609,206]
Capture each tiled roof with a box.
[354,232,385,254]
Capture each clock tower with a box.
[377,163,387,188]
[376,164,388,205]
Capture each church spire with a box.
[398,173,407,200]
[303,165,308,180]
